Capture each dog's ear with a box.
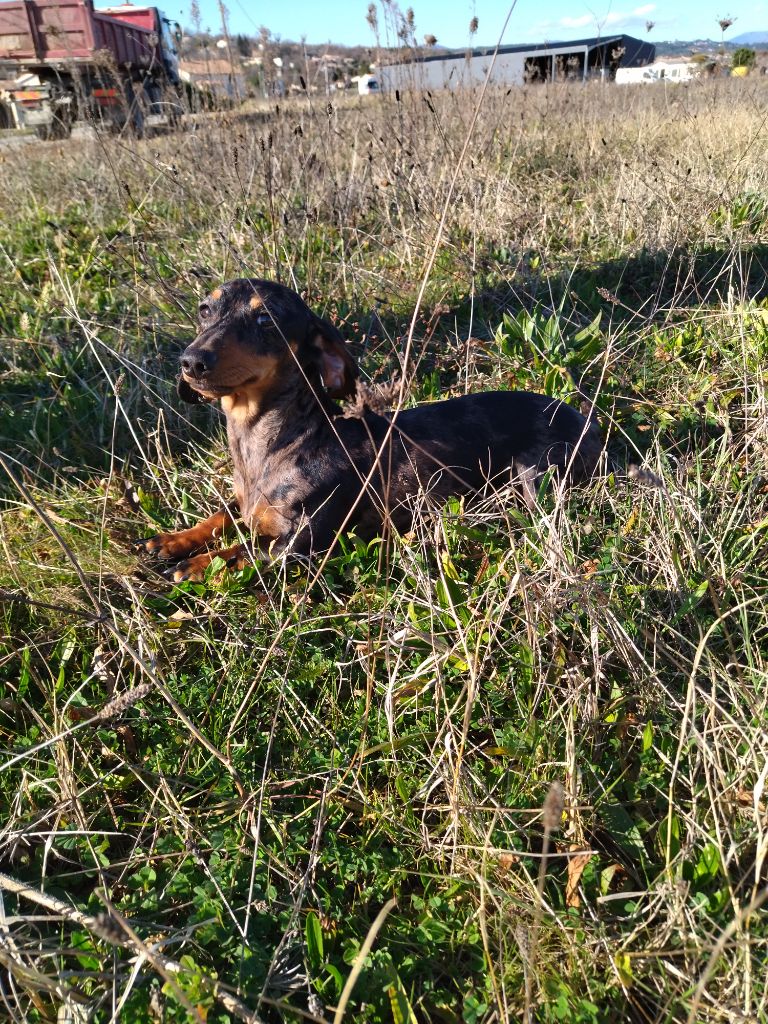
[310,315,358,399]
[177,375,210,404]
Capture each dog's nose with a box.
[180,349,216,378]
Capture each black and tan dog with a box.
[137,279,602,581]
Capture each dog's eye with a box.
[198,303,212,320]
[255,313,273,327]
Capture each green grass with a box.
[1,73,768,1023]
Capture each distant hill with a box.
[651,36,768,56]
[731,31,768,45]
[653,39,723,56]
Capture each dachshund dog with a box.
[137,279,602,581]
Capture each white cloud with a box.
[557,5,662,34]
[524,4,669,41]
[560,14,594,28]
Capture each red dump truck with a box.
[0,0,181,136]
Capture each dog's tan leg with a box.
[136,507,237,561]
[169,543,249,583]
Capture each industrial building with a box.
[378,35,656,91]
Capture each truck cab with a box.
[98,4,182,84]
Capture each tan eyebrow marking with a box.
[249,294,263,309]
[211,287,222,300]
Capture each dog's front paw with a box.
[167,552,212,583]
[134,531,201,561]
[167,545,248,583]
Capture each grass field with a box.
[1,73,767,1023]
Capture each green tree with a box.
[235,33,252,58]
[732,47,756,68]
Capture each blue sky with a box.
[153,1,762,48]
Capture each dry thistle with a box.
[94,682,153,721]
[524,780,565,1020]
[628,464,664,489]
[542,780,564,831]
[597,286,620,305]
[342,377,402,420]
[514,921,530,963]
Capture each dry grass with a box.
[0,75,767,1023]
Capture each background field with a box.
[1,75,767,1023]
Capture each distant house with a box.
[179,59,245,101]
[378,35,655,90]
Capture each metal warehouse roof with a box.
[386,34,654,66]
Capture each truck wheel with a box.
[167,83,185,127]
[34,116,71,140]
[145,81,163,116]
[49,113,72,139]
[130,104,145,138]
[122,79,145,138]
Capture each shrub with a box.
[732,46,756,68]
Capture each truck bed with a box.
[0,0,158,68]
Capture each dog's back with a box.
[296,390,601,552]
[392,390,600,487]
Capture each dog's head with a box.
[177,279,358,406]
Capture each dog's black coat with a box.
[138,279,602,579]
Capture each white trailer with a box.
[355,73,380,95]
[616,61,697,84]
